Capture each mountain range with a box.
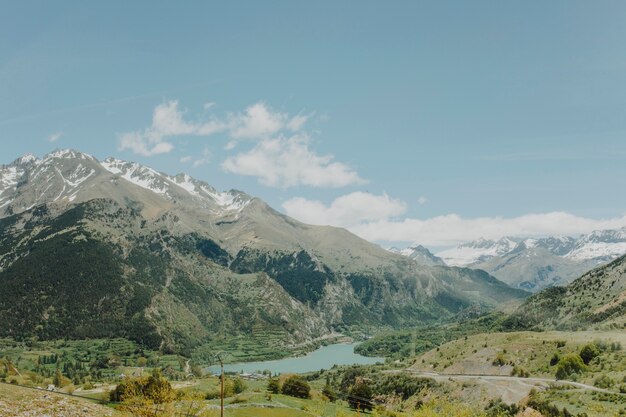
[0,150,527,354]
[394,232,626,292]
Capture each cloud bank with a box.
[282,192,626,246]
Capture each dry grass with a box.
[0,383,119,417]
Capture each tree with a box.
[231,377,246,394]
[281,375,311,399]
[555,354,587,380]
[267,377,281,394]
[348,381,373,411]
[52,367,69,388]
[322,376,337,402]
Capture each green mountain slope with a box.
[505,254,626,330]
[0,151,529,354]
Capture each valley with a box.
[2,151,626,417]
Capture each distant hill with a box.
[0,150,527,353]
[505,254,626,330]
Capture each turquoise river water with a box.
[207,343,384,375]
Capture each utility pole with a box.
[213,351,227,417]
[220,360,224,417]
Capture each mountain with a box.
[437,237,521,266]
[505,254,626,330]
[0,150,528,353]
[388,245,445,266]
[430,233,626,292]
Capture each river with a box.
[207,343,384,375]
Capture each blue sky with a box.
[2,1,626,248]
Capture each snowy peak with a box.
[435,231,626,267]
[389,244,445,266]
[565,228,626,261]
[1,150,252,218]
[44,149,96,161]
[101,157,171,195]
[438,237,520,266]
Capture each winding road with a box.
[385,369,625,404]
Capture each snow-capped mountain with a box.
[436,232,626,268]
[436,237,520,267]
[565,229,626,261]
[0,149,528,352]
[0,149,251,219]
[426,232,626,292]
[388,245,445,266]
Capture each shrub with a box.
[322,382,338,402]
[555,354,586,380]
[550,352,560,366]
[109,369,174,403]
[579,343,600,365]
[281,375,310,399]
[231,377,246,394]
[492,353,506,366]
[267,377,280,394]
[348,381,373,411]
[593,374,614,389]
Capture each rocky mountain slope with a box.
[428,233,626,292]
[388,245,445,266]
[506,254,626,330]
[0,150,527,353]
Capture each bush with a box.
[550,352,560,366]
[593,374,614,389]
[281,375,310,399]
[231,377,246,394]
[348,382,373,411]
[492,353,506,366]
[109,369,174,403]
[485,399,520,417]
[322,382,338,402]
[555,354,586,380]
[267,377,280,394]
[579,343,600,365]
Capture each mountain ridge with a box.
[393,231,626,292]
[0,149,528,354]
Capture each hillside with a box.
[506,254,626,330]
[0,150,527,354]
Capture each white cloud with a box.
[192,148,211,168]
[119,100,309,156]
[283,192,406,226]
[282,192,626,246]
[179,148,211,168]
[48,132,63,143]
[119,100,227,156]
[226,102,309,145]
[417,196,428,205]
[229,102,287,140]
[351,213,626,246]
[222,135,366,188]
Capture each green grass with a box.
[413,330,626,386]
